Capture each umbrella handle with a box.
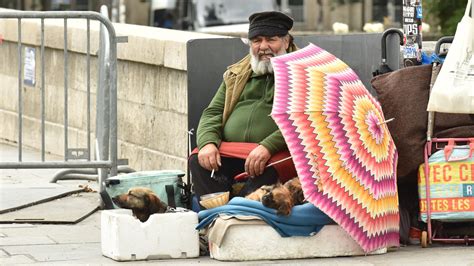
[381,28,404,61]
[434,36,454,56]
[232,156,292,182]
[234,172,249,182]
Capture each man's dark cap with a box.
[248,11,293,40]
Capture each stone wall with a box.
[0,8,226,172]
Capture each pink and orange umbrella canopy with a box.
[271,44,399,252]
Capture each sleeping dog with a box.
[112,187,168,222]
[245,177,305,216]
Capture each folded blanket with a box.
[196,197,333,237]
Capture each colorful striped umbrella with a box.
[271,43,399,253]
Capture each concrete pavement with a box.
[1,142,474,265]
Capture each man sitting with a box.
[189,11,297,203]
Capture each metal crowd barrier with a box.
[0,8,123,193]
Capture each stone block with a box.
[44,84,65,125]
[43,49,67,89]
[141,147,187,172]
[19,19,40,46]
[114,23,167,66]
[0,111,18,143]
[65,88,88,130]
[0,74,18,112]
[3,113,90,158]
[35,18,100,53]
[21,115,42,150]
[67,52,100,95]
[117,141,187,172]
[117,100,147,146]
[116,60,153,105]
[144,108,187,158]
[0,15,5,36]
[156,68,187,114]
[21,84,42,119]
[118,141,143,171]
[0,42,18,77]
[20,115,75,157]
[42,121,66,156]
[118,33,165,67]
[1,19,21,43]
[42,21,66,50]
[67,19,101,55]
[163,39,187,70]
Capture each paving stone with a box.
[3,242,101,262]
[0,254,36,264]
[0,248,9,257]
[0,236,55,246]
[43,225,100,244]
[0,224,35,229]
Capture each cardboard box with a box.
[101,209,199,261]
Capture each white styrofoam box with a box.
[209,222,386,261]
[101,209,199,261]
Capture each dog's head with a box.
[245,186,268,201]
[261,184,293,216]
[284,177,305,205]
[112,187,167,222]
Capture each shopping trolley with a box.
[418,44,474,247]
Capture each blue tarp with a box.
[421,51,446,65]
[196,197,333,237]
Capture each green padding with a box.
[105,170,186,208]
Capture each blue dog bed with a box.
[197,197,333,237]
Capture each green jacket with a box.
[197,43,297,155]
[197,72,286,155]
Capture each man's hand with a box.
[245,145,271,177]
[198,143,221,172]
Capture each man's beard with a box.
[250,47,287,75]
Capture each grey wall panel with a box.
[296,33,385,93]
[187,33,400,149]
[187,38,248,149]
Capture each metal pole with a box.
[64,18,69,160]
[87,18,91,160]
[98,5,112,191]
[109,21,118,178]
[41,18,45,161]
[17,18,22,162]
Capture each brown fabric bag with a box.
[371,64,474,182]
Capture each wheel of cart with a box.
[418,35,474,248]
[421,230,428,248]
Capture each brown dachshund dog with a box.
[245,177,305,216]
[112,187,168,222]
